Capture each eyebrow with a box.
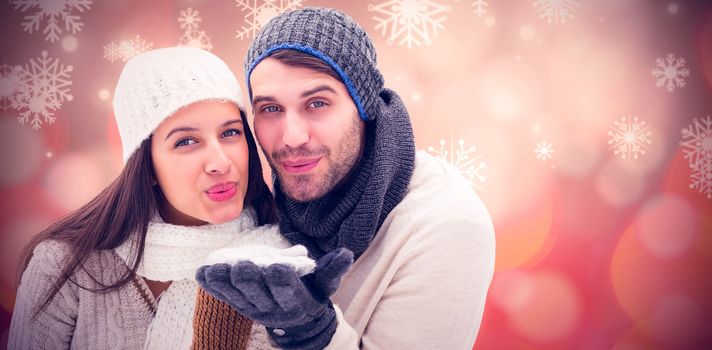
[251,85,337,105]
[252,95,275,105]
[301,85,337,98]
[164,118,242,141]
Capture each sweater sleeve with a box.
[192,287,253,350]
[8,240,80,350]
[327,201,496,349]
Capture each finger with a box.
[205,264,257,314]
[312,249,353,297]
[196,265,224,301]
[323,248,353,277]
[198,264,237,305]
[264,264,309,313]
[195,265,210,288]
[231,261,274,313]
[315,249,339,270]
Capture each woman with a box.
[8,47,316,349]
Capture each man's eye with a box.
[263,105,280,113]
[310,100,327,108]
[174,138,196,148]
[222,129,242,138]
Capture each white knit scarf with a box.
[115,209,315,282]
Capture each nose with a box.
[281,112,309,148]
[204,141,232,175]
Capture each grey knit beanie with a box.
[244,7,384,121]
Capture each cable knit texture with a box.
[192,288,253,350]
[9,209,307,350]
[112,46,245,163]
[9,240,152,350]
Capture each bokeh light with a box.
[492,191,555,271]
[611,212,712,344]
[61,35,79,53]
[595,158,648,207]
[493,270,581,343]
[636,193,698,259]
[43,146,121,212]
[1,1,711,349]
[519,25,535,41]
[98,88,111,101]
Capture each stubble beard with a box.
[268,117,364,203]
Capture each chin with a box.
[284,187,324,203]
[208,205,244,224]
[280,177,327,203]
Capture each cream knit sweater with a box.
[325,151,496,349]
[8,211,311,350]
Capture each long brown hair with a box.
[17,109,275,317]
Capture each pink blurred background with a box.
[1,0,711,349]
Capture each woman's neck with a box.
[144,279,172,299]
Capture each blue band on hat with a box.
[246,43,369,121]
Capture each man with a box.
[197,7,495,350]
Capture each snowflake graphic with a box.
[680,116,712,199]
[103,41,121,63]
[178,8,202,32]
[0,64,24,111]
[533,0,579,24]
[427,138,486,190]
[179,30,214,51]
[177,8,213,51]
[369,0,451,49]
[103,35,154,63]
[651,53,690,93]
[607,115,652,160]
[10,0,92,43]
[534,140,554,161]
[11,51,73,129]
[235,0,304,40]
[472,0,488,17]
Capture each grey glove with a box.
[196,248,354,350]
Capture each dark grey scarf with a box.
[275,89,415,260]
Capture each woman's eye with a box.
[174,138,196,148]
[222,128,242,138]
[310,100,327,108]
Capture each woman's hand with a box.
[196,248,353,349]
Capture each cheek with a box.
[254,118,278,151]
[234,141,250,185]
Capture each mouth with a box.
[281,157,321,174]
[205,182,238,202]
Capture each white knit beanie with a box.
[113,47,245,163]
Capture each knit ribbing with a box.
[245,7,383,121]
[275,89,416,260]
[192,288,253,350]
[115,209,314,282]
[113,47,245,163]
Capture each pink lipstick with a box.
[206,182,237,202]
